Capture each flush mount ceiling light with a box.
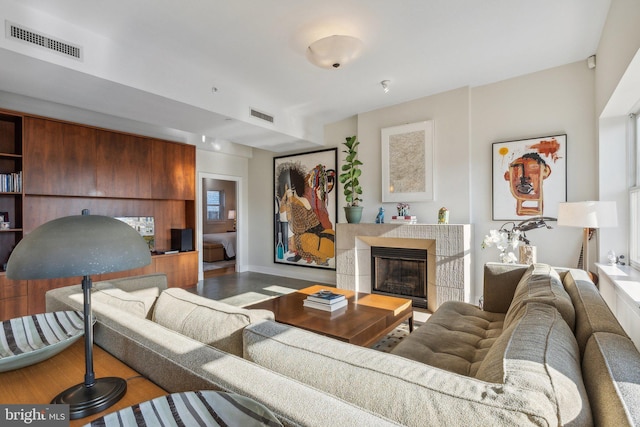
[381,80,390,93]
[306,35,363,69]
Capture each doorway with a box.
[198,173,241,280]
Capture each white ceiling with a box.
[0,0,611,152]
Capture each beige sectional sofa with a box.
[46,274,399,427]
[387,262,640,426]
[243,263,640,426]
[46,264,640,426]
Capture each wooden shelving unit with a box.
[0,109,197,321]
[0,112,23,271]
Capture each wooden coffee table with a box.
[247,285,413,347]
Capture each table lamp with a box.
[557,201,618,271]
[228,209,236,230]
[6,209,152,419]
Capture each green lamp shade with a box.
[7,212,151,280]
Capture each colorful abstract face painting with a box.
[492,135,566,220]
[273,148,337,269]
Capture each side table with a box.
[0,339,166,427]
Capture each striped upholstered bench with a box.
[0,310,85,372]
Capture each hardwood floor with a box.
[188,270,431,322]
[188,271,331,303]
[203,264,236,278]
[202,260,237,278]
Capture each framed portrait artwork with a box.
[381,120,435,202]
[273,148,337,270]
[492,134,567,220]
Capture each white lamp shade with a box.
[557,201,618,228]
[228,210,236,220]
[306,35,363,69]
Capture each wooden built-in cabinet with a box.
[0,274,27,320]
[154,251,199,288]
[23,118,195,202]
[24,117,98,196]
[96,130,153,199]
[0,109,198,320]
[152,137,196,200]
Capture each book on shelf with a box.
[0,171,22,193]
[306,290,346,304]
[303,298,348,312]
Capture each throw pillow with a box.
[152,288,274,356]
[92,288,158,319]
[99,273,168,294]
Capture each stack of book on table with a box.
[390,215,417,224]
[303,290,348,312]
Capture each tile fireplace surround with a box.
[336,223,471,313]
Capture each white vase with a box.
[519,245,537,265]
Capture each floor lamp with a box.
[6,209,151,419]
[557,201,618,271]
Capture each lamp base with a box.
[51,377,127,420]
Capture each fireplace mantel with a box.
[336,223,471,312]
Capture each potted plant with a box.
[338,135,364,223]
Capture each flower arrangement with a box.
[397,203,410,216]
[482,217,555,264]
[482,227,521,263]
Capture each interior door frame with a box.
[197,172,243,280]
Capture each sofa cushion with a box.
[390,301,505,377]
[152,288,274,357]
[483,263,531,313]
[582,332,640,427]
[503,263,575,331]
[476,302,591,426]
[244,320,559,426]
[86,301,395,426]
[563,270,628,355]
[98,273,168,294]
[92,288,157,319]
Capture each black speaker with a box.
[171,228,193,252]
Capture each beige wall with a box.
[355,87,471,225]
[472,61,597,293]
[595,0,640,117]
[247,62,596,302]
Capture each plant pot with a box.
[344,206,364,224]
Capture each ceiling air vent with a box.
[250,108,274,124]
[6,21,82,60]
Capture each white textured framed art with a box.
[381,120,434,202]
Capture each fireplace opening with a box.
[371,246,427,308]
